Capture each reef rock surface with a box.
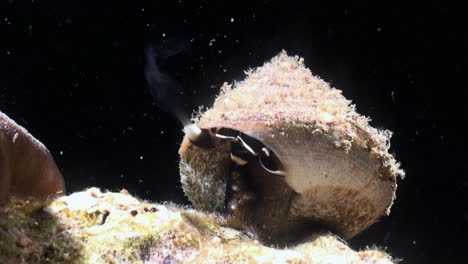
[0,188,395,264]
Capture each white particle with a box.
[377,27,382,32]
[218,50,222,54]
[160,130,164,134]
[209,38,216,46]
[223,69,227,72]
[230,17,234,22]
[162,33,166,37]
[141,8,144,12]
[140,155,144,160]
[60,151,63,155]
[12,132,18,143]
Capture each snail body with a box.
[178,52,404,244]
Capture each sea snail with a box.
[177,51,404,244]
[0,111,65,202]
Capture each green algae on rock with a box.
[0,188,396,264]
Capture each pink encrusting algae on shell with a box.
[200,51,403,174]
[179,51,405,244]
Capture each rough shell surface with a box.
[179,51,404,242]
[0,111,65,202]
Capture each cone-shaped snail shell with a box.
[178,51,404,245]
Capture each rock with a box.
[0,188,396,264]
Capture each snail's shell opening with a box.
[179,123,397,244]
[180,127,340,244]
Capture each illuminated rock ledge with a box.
[0,188,395,264]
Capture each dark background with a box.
[1,1,466,263]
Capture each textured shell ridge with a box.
[179,51,405,242]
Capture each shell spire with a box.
[179,51,404,244]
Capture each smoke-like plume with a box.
[145,44,190,126]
